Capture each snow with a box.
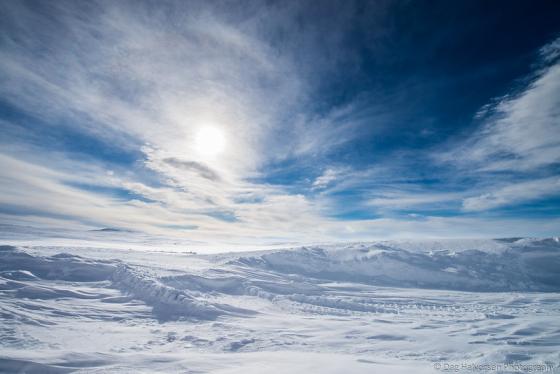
[1,239,559,373]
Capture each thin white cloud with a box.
[312,168,346,189]
[441,37,560,172]
[462,177,560,212]
[368,191,464,209]
[429,37,560,213]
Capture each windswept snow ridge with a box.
[0,245,253,322]
[112,265,255,321]
[235,238,560,292]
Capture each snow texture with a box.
[0,239,559,373]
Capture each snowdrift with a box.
[0,245,252,321]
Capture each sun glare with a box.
[194,126,226,157]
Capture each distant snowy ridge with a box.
[0,245,116,282]
[232,238,560,292]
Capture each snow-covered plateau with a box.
[1,238,559,373]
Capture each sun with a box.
[194,126,226,157]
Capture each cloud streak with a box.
[462,177,560,212]
[442,37,560,173]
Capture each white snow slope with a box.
[0,238,559,373]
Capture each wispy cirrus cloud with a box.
[368,191,464,210]
[312,167,349,190]
[432,37,560,212]
[441,37,560,173]
[0,1,335,242]
[462,177,560,212]
[1,1,559,246]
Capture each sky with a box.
[0,0,559,247]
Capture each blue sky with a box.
[0,0,559,246]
